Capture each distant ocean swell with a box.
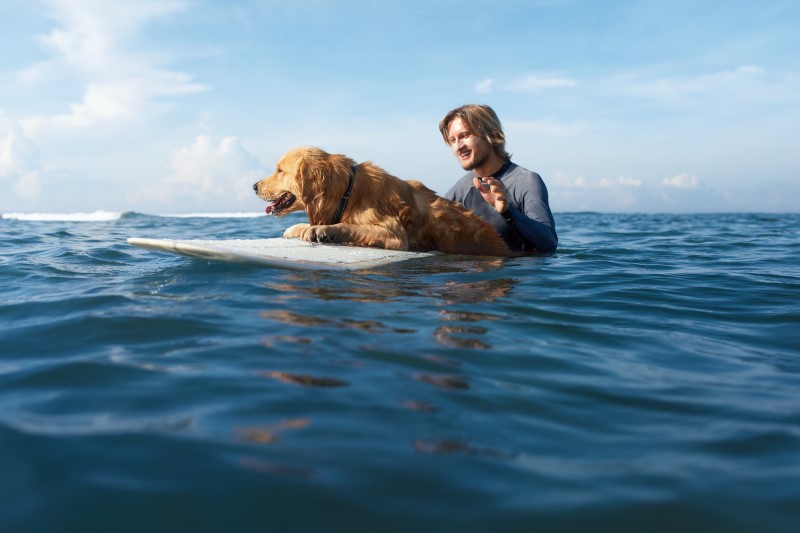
[0,211,266,222]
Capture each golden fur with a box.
[253,147,514,257]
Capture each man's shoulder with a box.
[505,162,541,179]
[503,163,545,189]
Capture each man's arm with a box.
[501,203,558,253]
[475,174,558,253]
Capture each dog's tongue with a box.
[264,205,273,215]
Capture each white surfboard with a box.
[127,237,438,271]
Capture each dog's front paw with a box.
[283,223,310,239]
[301,225,340,244]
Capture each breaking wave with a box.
[1,211,265,222]
[1,211,127,222]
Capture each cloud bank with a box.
[20,0,207,138]
[133,135,266,212]
[0,113,41,207]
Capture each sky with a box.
[1,0,798,214]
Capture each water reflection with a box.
[259,273,517,354]
[420,354,462,368]
[431,278,517,305]
[438,309,503,322]
[261,371,349,388]
[235,418,311,445]
[400,400,439,413]
[262,260,516,306]
[260,310,416,334]
[261,335,313,347]
[413,439,473,455]
[413,439,504,458]
[414,373,470,390]
[237,456,314,478]
[255,263,521,399]
[261,277,516,318]
[434,325,490,349]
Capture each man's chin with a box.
[462,157,484,172]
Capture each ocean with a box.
[1,211,798,532]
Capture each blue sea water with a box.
[1,211,798,532]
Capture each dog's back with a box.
[404,180,514,257]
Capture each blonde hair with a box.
[439,104,511,160]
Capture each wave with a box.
[1,211,266,222]
[1,211,127,222]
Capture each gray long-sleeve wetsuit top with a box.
[444,161,558,254]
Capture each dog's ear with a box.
[296,153,331,225]
[296,151,352,225]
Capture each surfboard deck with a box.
[127,237,439,271]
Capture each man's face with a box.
[446,117,492,171]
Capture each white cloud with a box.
[0,112,42,205]
[618,175,642,187]
[25,75,207,136]
[547,169,750,212]
[553,171,643,191]
[19,0,207,138]
[474,78,495,94]
[134,135,266,212]
[38,0,188,69]
[599,175,642,188]
[506,72,577,91]
[550,171,655,211]
[14,171,42,200]
[552,170,589,189]
[662,173,699,188]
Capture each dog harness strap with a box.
[330,166,356,225]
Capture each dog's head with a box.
[253,146,355,225]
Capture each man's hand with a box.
[473,176,508,214]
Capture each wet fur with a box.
[254,147,514,257]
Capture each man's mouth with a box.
[265,192,296,215]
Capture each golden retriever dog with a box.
[253,146,514,256]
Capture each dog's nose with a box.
[252,183,258,192]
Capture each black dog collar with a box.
[330,166,356,225]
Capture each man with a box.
[440,104,558,254]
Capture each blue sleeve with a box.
[501,173,558,253]
[503,204,558,253]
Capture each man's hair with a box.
[439,104,511,160]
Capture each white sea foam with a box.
[1,211,267,221]
[1,211,124,222]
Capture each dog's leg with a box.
[283,223,310,239]
[296,223,408,250]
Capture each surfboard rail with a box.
[127,237,438,271]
